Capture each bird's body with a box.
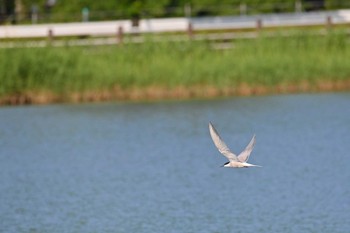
[221,161,260,168]
[209,122,261,168]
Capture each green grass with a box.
[0,30,349,100]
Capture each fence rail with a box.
[0,10,350,47]
[2,1,350,25]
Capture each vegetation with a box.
[2,0,350,24]
[0,30,349,104]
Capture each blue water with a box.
[0,93,349,233]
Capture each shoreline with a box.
[1,80,349,106]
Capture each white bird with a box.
[209,122,261,168]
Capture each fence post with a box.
[187,22,194,40]
[295,1,302,13]
[184,3,191,19]
[256,19,262,33]
[47,28,54,45]
[240,3,247,15]
[117,26,123,44]
[326,16,332,30]
[82,7,89,22]
[31,4,38,24]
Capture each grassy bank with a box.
[1,30,350,104]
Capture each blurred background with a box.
[1,0,350,24]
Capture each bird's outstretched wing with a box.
[237,134,256,162]
[209,122,238,162]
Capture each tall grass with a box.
[0,30,349,99]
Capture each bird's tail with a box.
[243,163,262,168]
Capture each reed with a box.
[0,30,349,103]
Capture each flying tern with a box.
[209,122,261,168]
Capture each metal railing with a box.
[1,1,350,25]
[1,9,350,49]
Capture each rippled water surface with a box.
[0,93,349,233]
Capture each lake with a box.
[0,93,349,233]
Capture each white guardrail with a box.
[0,10,350,39]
